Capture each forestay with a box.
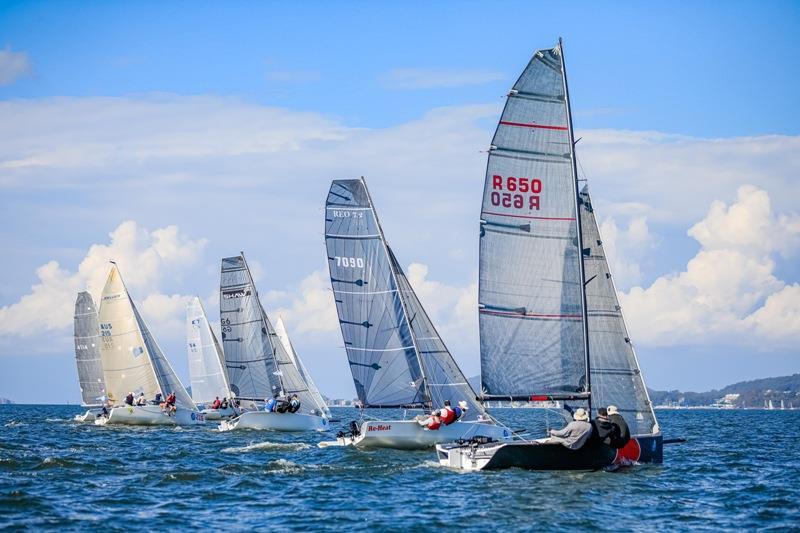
[580,187,659,435]
[275,317,331,418]
[479,45,587,398]
[326,178,485,415]
[98,264,196,411]
[73,291,106,406]
[187,296,231,405]
[219,255,321,415]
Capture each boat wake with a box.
[222,441,310,454]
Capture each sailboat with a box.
[318,178,510,449]
[186,296,237,420]
[217,253,329,432]
[95,262,204,426]
[437,39,662,470]
[73,291,107,423]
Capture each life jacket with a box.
[427,417,442,430]
[265,398,277,412]
[440,406,457,425]
[212,399,221,409]
[166,394,176,406]
[453,406,464,421]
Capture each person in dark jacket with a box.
[125,392,135,406]
[607,405,631,448]
[590,407,618,445]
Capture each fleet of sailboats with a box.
[67,38,671,470]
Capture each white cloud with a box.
[0,47,30,86]
[599,215,654,289]
[381,68,505,89]
[267,270,339,336]
[0,221,207,337]
[620,185,800,346]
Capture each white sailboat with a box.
[186,296,237,420]
[274,316,331,419]
[95,263,204,426]
[73,291,107,423]
[317,178,511,449]
[217,254,329,432]
[437,39,662,470]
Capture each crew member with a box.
[265,394,278,412]
[416,411,442,430]
[590,407,618,446]
[164,391,177,415]
[452,401,469,422]
[288,394,301,413]
[124,392,134,406]
[545,408,593,450]
[607,405,631,448]
[135,392,147,406]
[212,397,222,410]
[440,400,457,425]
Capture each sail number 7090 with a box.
[490,174,542,210]
[335,256,364,268]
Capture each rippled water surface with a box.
[1,406,798,531]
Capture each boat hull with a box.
[436,434,663,471]
[318,419,512,450]
[95,405,206,426]
[218,411,328,432]
[199,406,238,420]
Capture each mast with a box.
[359,177,432,409]
[558,37,593,416]
[239,250,287,395]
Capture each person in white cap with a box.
[544,408,593,450]
[607,405,631,448]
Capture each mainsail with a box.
[73,291,106,406]
[97,263,196,411]
[479,44,587,399]
[580,188,658,435]
[219,254,321,415]
[186,296,231,405]
[325,178,483,418]
[274,317,331,418]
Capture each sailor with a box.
[265,394,278,412]
[212,397,222,410]
[164,391,177,415]
[135,392,147,406]
[220,397,229,410]
[607,405,631,448]
[452,401,469,422]
[287,394,301,413]
[416,410,442,431]
[124,392,134,406]
[545,408,593,450]
[440,400,457,426]
[590,407,618,446]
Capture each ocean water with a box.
[1,405,798,531]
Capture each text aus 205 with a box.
[489,175,542,210]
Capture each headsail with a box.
[479,45,587,399]
[580,188,659,435]
[97,264,196,411]
[325,178,484,416]
[274,317,331,418]
[73,291,106,406]
[187,296,231,405]
[219,254,323,416]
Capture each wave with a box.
[222,441,310,454]
[264,459,305,474]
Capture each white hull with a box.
[74,408,103,423]
[218,411,328,432]
[95,405,206,426]
[200,406,238,420]
[318,419,511,450]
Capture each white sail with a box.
[74,291,106,406]
[186,296,231,405]
[274,317,330,417]
[98,263,196,411]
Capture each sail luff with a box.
[558,37,593,413]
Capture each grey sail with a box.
[219,255,321,415]
[325,179,425,407]
[388,249,483,420]
[73,291,106,406]
[580,187,659,435]
[479,45,586,398]
[326,178,485,415]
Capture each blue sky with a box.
[1,1,799,403]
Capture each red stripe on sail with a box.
[481,210,575,221]
[499,120,568,131]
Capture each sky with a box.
[0,1,798,403]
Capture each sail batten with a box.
[73,292,106,406]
